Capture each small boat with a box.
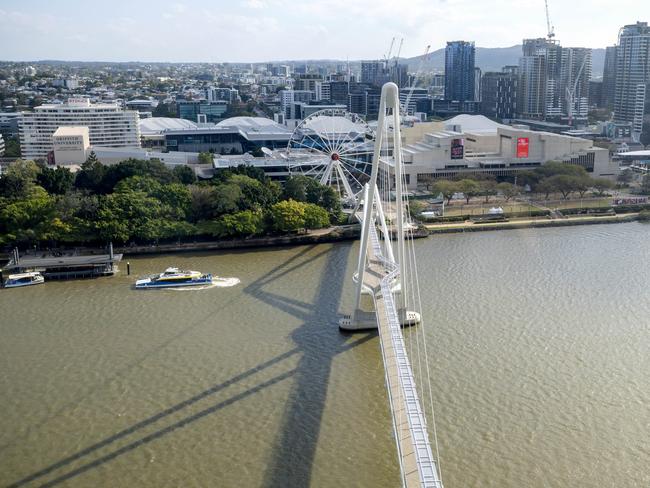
[135,267,213,289]
[3,271,45,288]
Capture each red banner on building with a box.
[516,137,529,158]
[450,138,464,160]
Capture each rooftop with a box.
[216,116,290,133]
[3,253,123,271]
[444,114,508,133]
[139,117,198,135]
[53,126,89,136]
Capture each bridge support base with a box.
[339,309,421,331]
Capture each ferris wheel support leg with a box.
[335,161,355,203]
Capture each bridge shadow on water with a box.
[8,243,373,488]
[246,243,372,488]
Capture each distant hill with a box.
[403,45,606,78]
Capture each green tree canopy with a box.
[173,165,197,184]
[457,179,481,204]
[431,180,458,205]
[202,210,265,238]
[270,199,306,233]
[36,164,75,195]
[303,203,330,229]
[198,152,214,165]
[592,178,615,196]
[542,174,582,199]
[496,182,519,202]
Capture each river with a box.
[1,223,648,487]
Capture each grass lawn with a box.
[442,201,538,216]
[541,198,612,209]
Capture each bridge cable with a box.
[400,168,445,484]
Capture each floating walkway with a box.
[2,247,122,280]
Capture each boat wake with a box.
[212,277,241,287]
[166,277,241,291]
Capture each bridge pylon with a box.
[339,82,420,332]
[339,83,444,488]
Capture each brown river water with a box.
[1,223,648,487]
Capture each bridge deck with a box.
[361,223,443,488]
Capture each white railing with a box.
[369,224,443,488]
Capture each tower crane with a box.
[544,0,555,40]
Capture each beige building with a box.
[399,115,619,189]
[52,126,90,165]
[19,97,140,159]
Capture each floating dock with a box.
[1,247,122,280]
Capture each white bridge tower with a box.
[340,83,444,488]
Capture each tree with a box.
[114,175,162,194]
[3,137,21,158]
[574,176,592,199]
[517,170,542,189]
[409,199,427,218]
[206,210,265,238]
[496,182,518,202]
[228,173,277,209]
[543,174,581,200]
[198,152,214,165]
[431,180,458,205]
[641,173,650,195]
[36,165,75,195]
[303,203,330,229]
[270,199,306,233]
[617,170,633,186]
[479,179,498,203]
[153,183,192,220]
[536,179,554,200]
[99,158,176,192]
[536,161,589,179]
[74,153,107,193]
[0,186,55,244]
[592,178,615,196]
[205,183,240,216]
[419,175,435,191]
[188,185,218,222]
[457,179,481,204]
[152,102,176,118]
[283,175,309,202]
[282,175,342,223]
[96,191,166,243]
[173,165,197,185]
[0,160,41,199]
[212,164,268,184]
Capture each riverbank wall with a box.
[424,213,639,234]
[116,224,361,255]
[1,213,644,263]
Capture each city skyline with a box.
[0,0,647,63]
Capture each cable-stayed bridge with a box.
[339,83,444,488]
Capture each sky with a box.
[0,0,648,62]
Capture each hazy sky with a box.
[1,0,648,62]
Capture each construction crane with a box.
[403,44,431,116]
[544,0,555,40]
[394,38,404,63]
[566,55,588,126]
[384,37,396,62]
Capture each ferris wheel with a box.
[286,109,374,203]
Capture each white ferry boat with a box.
[3,272,45,288]
[135,267,213,289]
